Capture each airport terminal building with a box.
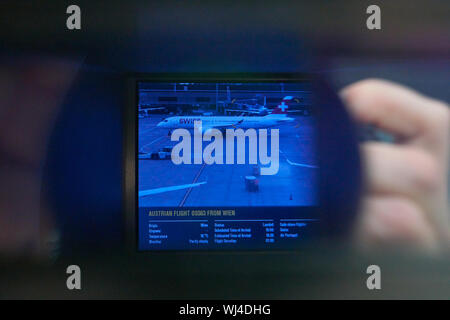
[138,82,313,115]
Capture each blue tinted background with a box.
[38,1,449,251]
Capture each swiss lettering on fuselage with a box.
[179,118,201,124]
[172,116,283,129]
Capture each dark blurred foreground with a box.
[1,246,449,299]
[0,0,448,299]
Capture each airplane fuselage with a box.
[157,115,293,130]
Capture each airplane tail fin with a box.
[267,101,289,117]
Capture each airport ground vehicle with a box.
[150,146,173,160]
[138,147,174,160]
[138,151,151,159]
[245,175,259,191]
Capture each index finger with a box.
[340,79,449,150]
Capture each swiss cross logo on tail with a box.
[271,106,287,114]
[271,96,293,115]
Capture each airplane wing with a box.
[231,119,244,128]
[139,181,207,197]
[201,119,244,132]
[226,108,261,114]
[202,125,231,132]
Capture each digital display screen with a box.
[137,80,319,250]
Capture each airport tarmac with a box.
[138,115,318,207]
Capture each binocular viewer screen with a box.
[137,81,319,251]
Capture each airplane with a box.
[224,96,305,115]
[224,104,268,116]
[138,105,167,118]
[156,101,294,132]
[223,98,268,116]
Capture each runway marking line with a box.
[280,150,319,169]
[286,158,318,169]
[139,135,166,152]
[179,163,207,207]
[139,181,206,197]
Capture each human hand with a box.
[341,79,449,251]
